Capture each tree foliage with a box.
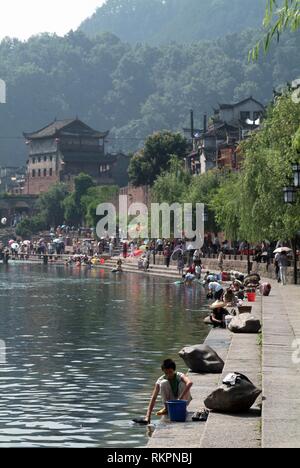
[36,183,68,228]
[63,173,94,225]
[80,0,265,45]
[128,131,188,186]
[251,0,300,59]
[81,185,119,227]
[152,156,192,204]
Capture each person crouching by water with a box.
[143,359,193,424]
[116,259,123,272]
[209,301,228,328]
[207,281,224,300]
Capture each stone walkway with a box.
[147,329,231,449]
[262,282,300,448]
[146,280,300,448]
[200,299,262,449]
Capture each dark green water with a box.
[0,263,209,448]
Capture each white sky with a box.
[0,0,106,41]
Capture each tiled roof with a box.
[24,119,109,140]
[218,97,265,110]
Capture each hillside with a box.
[80,0,266,44]
[0,28,300,166]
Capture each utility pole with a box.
[190,109,194,139]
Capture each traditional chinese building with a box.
[185,97,265,174]
[24,118,128,195]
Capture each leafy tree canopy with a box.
[128,131,188,186]
[80,0,265,45]
[251,0,300,59]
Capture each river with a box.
[0,263,209,447]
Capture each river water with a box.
[0,263,209,448]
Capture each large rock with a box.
[228,313,261,334]
[204,373,261,413]
[203,316,212,325]
[179,344,224,374]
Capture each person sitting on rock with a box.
[143,359,193,424]
[209,301,228,328]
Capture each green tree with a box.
[128,131,188,186]
[63,173,94,225]
[251,0,300,59]
[36,183,68,228]
[81,185,119,227]
[152,156,191,203]
[15,214,46,238]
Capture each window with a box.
[44,169,47,177]
[50,156,53,162]
[44,156,47,162]
[38,157,41,163]
[253,111,262,122]
[240,111,250,122]
[49,168,53,176]
[38,169,41,177]
[100,164,110,173]
[32,169,36,178]
[32,157,36,164]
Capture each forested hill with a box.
[80,0,265,44]
[0,28,300,166]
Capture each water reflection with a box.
[0,264,209,447]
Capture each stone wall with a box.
[152,254,298,284]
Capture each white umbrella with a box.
[273,247,292,254]
[53,238,64,243]
[11,243,19,250]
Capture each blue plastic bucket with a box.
[167,400,187,422]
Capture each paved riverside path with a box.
[147,282,300,448]
[146,329,232,449]
[262,282,300,448]
[200,299,262,449]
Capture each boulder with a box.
[179,344,224,374]
[203,316,212,325]
[204,373,261,413]
[228,313,261,334]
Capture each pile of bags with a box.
[204,373,261,413]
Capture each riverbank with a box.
[146,279,300,448]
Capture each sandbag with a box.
[228,313,261,334]
[244,274,260,287]
[260,282,272,296]
[179,344,224,374]
[204,373,261,413]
